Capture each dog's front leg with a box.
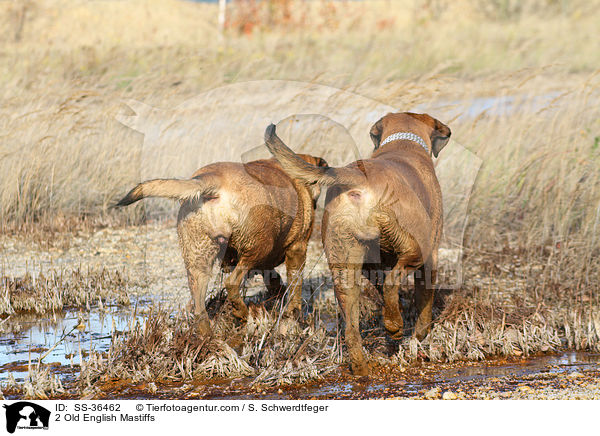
[263,269,285,300]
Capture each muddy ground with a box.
[1,223,599,400]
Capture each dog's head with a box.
[297,154,329,203]
[369,112,451,158]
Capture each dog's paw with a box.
[194,317,212,337]
[350,359,370,377]
[413,323,431,342]
[230,299,249,322]
[383,317,404,340]
[383,306,404,339]
[283,305,302,321]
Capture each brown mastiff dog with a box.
[116,155,328,334]
[264,112,451,375]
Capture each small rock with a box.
[518,385,532,392]
[442,391,457,400]
[424,387,441,399]
[568,372,584,379]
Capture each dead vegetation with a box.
[1,367,65,400]
[79,299,341,391]
[0,268,130,316]
[397,248,600,365]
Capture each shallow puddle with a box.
[431,352,600,383]
[290,352,600,400]
[0,306,147,384]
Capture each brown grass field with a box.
[0,0,599,399]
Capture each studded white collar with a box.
[379,132,429,152]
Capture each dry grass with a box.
[80,299,342,389]
[1,0,598,89]
[397,247,600,365]
[0,268,130,316]
[2,248,599,397]
[1,367,65,400]
[1,1,598,251]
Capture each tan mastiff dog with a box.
[264,112,451,375]
[116,155,328,334]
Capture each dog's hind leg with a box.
[326,234,368,376]
[178,228,219,336]
[186,269,213,335]
[284,242,307,319]
[382,262,406,339]
[225,262,250,321]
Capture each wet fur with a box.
[116,155,328,334]
[264,112,451,375]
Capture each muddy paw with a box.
[230,299,249,321]
[351,359,370,377]
[283,305,302,321]
[278,317,300,336]
[195,317,212,337]
[383,317,404,340]
[413,323,431,342]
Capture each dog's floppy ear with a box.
[430,118,451,158]
[295,154,328,201]
[314,156,328,168]
[298,154,328,168]
[369,118,384,149]
[310,156,328,201]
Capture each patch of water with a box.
[0,306,147,384]
[411,92,566,122]
[432,352,600,385]
[291,352,600,399]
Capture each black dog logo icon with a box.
[3,402,50,433]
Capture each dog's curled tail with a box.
[264,124,365,187]
[114,178,218,207]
